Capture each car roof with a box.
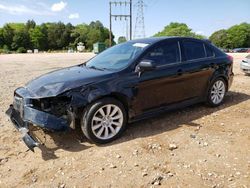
[129,36,205,45]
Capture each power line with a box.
[133,0,146,39]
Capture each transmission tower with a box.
[134,0,146,39]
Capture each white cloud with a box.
[51,1,67,12]
[196,31,204,35]
[68,13,79,19]
[0,3,52,15]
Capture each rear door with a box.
[179,39,215,99]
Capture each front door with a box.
[133,40,186,114]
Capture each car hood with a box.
[25,65,112,98]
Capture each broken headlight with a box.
[31,96,71,117]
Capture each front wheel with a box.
[207,78,227,107]
[81,98,127,144]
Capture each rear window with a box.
[183,41,206,61]
[205,44,215,57]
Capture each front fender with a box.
[66,81,135,117]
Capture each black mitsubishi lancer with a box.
[6,37,234,151]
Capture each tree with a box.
[154,22,205,39]
[46,22,75,50]
[118,36,127,44]
[47,22,66,49]
[209,23,250,49]
[0,20,112,52]
[226,23,250,48]
[85,21,112,50]
[71,24,89,47]
[11,29,30,50]
[40,23,49,50]
[2,24,14,49]
[0,28,4,48]
[8,23,26,31]
[89,20,104,29]
[30,26,47,50]
[209,29,228,49]
[63,23,74,48]
[26,20,36,30]
[86,28,102,49]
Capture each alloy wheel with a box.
[210,80,226,105]
[91,104,124,140]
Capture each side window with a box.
[143,42,180,66]
[183,41,206,61]
[205,44,215,57]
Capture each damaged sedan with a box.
[6,37,234,151]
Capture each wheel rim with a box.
[91,104,123,140]
[210,80,226,104]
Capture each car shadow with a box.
[33,91,250,160]
[30,125,91,161]
[106,91,250,145]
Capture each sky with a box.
[0,0,249,39]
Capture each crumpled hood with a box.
[25,65,111,98]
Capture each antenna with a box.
[134,0,146,39]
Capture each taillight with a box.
[227,55,234,63]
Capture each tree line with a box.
[154,22,250,49]
[0,20,114,53]
[0,20,249,53]
[154,22,205,39]
[209,23,250,49]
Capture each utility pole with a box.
[109,0,132,47]
[134,0,146,39]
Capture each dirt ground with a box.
[0,52,249,188]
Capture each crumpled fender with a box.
[65,80,135,114]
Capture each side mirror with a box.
[137,60,156,72]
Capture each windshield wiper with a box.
[88,66,105,71]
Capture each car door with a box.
[179,39,215,99]
[133,40,187,114]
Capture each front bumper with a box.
[6,88,70,151]
[6,104,70,151]
[241,62,250,73]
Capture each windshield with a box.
[86,42,149,70]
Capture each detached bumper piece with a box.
[6,106,38,152]
[6,104,70,152]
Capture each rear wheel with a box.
[81,98,127,144]
[207,78,227,107]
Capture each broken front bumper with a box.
[6,88,70,151]
[6,104,70,151]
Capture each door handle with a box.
[177,69,183,76]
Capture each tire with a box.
[206,78,227,107]
[81,98,127,144]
